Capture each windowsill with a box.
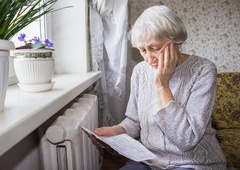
[0,72,101,157]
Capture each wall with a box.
[51,0,90,73]
[129,0,240,72]
[0,103,69,170]
[0,130,40,170]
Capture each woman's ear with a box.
[176,44,181,49]
[173,43,181,50]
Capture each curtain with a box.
[90,0,131,126]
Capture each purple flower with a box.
[32,36,41,42]
[18,33,26,41]
[44,39,54,47]
[17,33,54,49]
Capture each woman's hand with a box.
[155,43,178,108]
[94,125,126,137]
[155,43,178,90]
[92,125,126,155]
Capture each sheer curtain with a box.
[90,0,131,126]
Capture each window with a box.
[8,0,90,85]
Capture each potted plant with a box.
[13,33,55,92]
[0,40,14,112]
[0,0,64,111]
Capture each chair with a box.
[212,72,240,169]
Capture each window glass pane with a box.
[11,17,45,48]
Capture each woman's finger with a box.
[166,43,177,72]
[157,51,164,73]
[163,45,170,74]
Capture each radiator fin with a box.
[40,94,99,170]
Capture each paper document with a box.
[81,126,157,162]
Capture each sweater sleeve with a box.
[153,62,217,151]
[119,65,141,138]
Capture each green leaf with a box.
[31,41,45,49]
[0,0,71,40]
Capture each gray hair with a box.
[129,5,187,47]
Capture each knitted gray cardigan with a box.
[120,55,227,170]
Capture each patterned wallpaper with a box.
[129,0,240,72]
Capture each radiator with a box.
[40,94,100,170]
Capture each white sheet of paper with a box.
[81,126,157,162]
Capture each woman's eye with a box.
[140,49,146,53]
[150,48,160,53]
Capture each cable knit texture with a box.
[120,55,227,170]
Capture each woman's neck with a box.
[177,53,189,67]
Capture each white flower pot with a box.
[14,58,54,84]
[13,49,55,92]
[0,40,15,112]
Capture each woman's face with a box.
[137,37,171,69]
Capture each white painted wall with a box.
[51,0,90,73]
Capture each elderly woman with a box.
[94,5,227,170]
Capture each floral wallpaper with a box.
[129,0,240,72]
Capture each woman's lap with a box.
[119,161,151,170]
[119,161,194,170]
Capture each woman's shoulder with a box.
[184,55,217,73]
[195,55,216,66]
